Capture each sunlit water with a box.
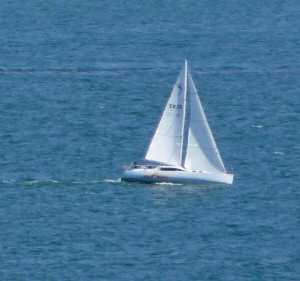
[0,1,299,280]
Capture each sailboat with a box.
[122,61,233,185]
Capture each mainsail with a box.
[145,64,186,166]
[146,61,226,173]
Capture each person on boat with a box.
[133,161,137,169]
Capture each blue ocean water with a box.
[0,1,299,280]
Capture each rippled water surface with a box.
[0,1,299,280]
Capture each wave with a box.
[103,178,122,183]
[1,178,114,185]
[154,182,183,186]
[1,67,299,77]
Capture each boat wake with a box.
[1,178,120,186]
[154,182,183,186]
[1,179,61,185]
[103,178,122,183]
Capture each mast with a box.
[180,60,188,167]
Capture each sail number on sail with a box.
[169,104,182,109]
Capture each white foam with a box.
[26,180,39,185]
[251,125,263,128]
[2,180,16,184]
[104,178,121,183]
[154,182,183,186]
[47,179,59,183]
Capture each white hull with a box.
[121,61,234,185]
[122,168,233,185]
